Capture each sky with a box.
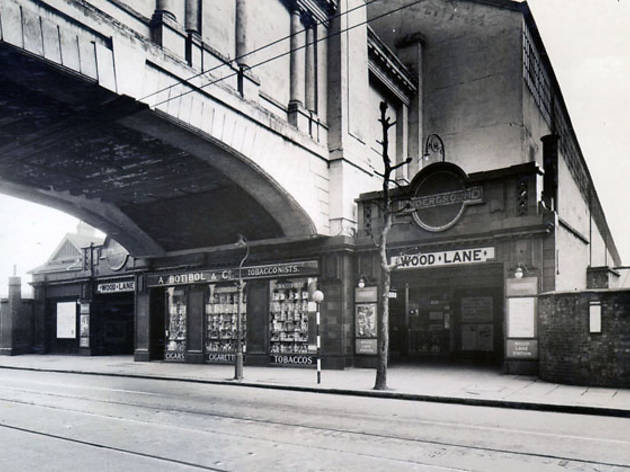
[0,0,629,296]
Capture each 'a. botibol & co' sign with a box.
[409,162,483,232]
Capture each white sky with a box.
[1,0,629,297]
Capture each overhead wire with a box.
[140,0,386,102]
[149,0,425,109]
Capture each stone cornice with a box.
[281,0,337,25]
[367,26,416,101]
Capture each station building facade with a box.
[1,0,624,380]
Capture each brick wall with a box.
[539,290,630,387]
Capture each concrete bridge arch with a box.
[0,0,329,256]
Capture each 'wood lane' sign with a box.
[391,247,495,269]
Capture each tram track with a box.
[0,382,628,471]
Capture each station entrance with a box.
[389,263,504,365]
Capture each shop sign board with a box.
[507,297,536,338]
[207,353,235,363]
[356,338,377,355]
[506,339,538,359]
[147,261,319,287]
[270,354,315,367]
[56,302,76,339]
[391,247,495,270]
[96,280,135,294]
[410,163,484,232]
[243,261,318,279]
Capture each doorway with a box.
[390,264,504,365]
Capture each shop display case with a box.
[205,284,247,355]
[165,287,187,361]
[269,279,311,355]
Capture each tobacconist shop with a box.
[145,260,322,367]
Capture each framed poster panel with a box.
[460,297,493,323]
[355,303,377,338]
[507,297,536,338]
[57,302,77,339]
[589,302,602,333]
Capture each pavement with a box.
[0,354,629,417]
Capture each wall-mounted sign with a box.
[101,238,129,271]
[506,339,538,359]
[355,286,378,303]
[147,261,319,287]
[410,162,484,232]
[356,338,378,355]
[391,247,495,270]
[506,277,538,297]
[96,280,135,294]
[56,302,76,339]
[270,354,315,367]
[507,297,536,338]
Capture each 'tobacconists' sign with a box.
[391,247,495,269]
[147,260,319,287]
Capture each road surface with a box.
[0,369,628,471]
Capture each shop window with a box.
[165,287,187,361]
[269,278,317,355]
[205,284,247,358]
[589,302,602,334]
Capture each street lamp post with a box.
[311,289,324,384]
[234,234,249,381]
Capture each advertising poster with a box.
[355,303,377,338]
[80,314,90,337]
[507,297,536,338]
[56,302,76,339]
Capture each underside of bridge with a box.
[0,44,317,257]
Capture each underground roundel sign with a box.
[410,162,483,232]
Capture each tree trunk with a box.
[373,100,409,391]
[374,101,393,391]
[374,225,391,390]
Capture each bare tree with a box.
[372,101,411,391]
